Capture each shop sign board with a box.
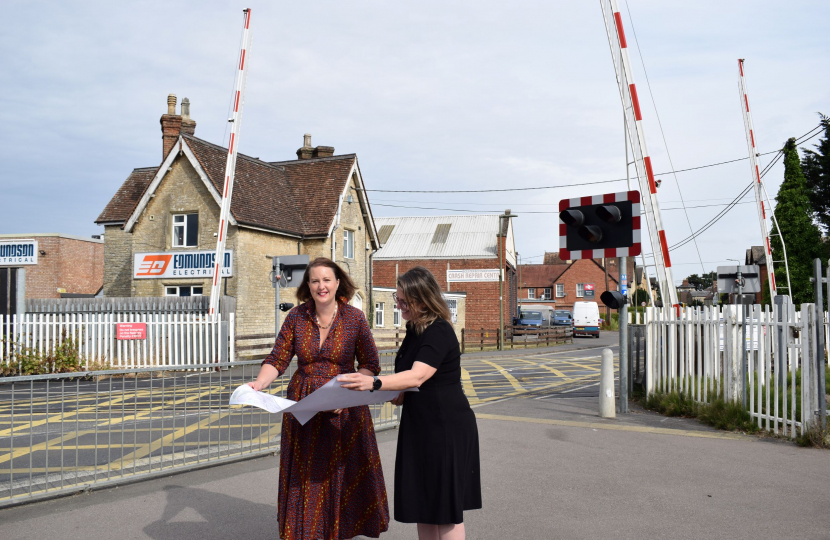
[0,240,38,266]
[447,269,500,282]
[117,323,146,340]
[133,250,233,279]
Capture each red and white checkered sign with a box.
[559,190,641,260]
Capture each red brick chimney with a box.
[160,94,182,160]
[296,133,335,160]
[180,97,196,137]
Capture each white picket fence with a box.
[0,311,234,368]
[644,303,826,438]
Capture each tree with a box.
[769,138,824,305]
[685,271,717,291]
[802,113,830,234]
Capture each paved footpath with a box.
[3,337,830,539]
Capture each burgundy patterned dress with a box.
[263,299,390,540]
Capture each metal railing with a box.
[0,352,399,508]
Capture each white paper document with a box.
[230,377,416,426]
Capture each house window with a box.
[375,302,384,326]
[165,286,203,297]
[576,283,585,298]
[556,284,565,298]
[528,288,536,299]
[393,307,402,326]
[172,214,199,247]
[343,229,355,259]
[542,288,552,300]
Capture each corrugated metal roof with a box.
[374,215,501,259]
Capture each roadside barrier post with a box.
[600,348,616,418]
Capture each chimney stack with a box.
[160,93,182,160]
[296,133,335,160]
[180,97,196,137]
[297,133,314,159]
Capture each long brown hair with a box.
[296,257,357,303]
[397,266,452,335]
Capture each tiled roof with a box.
[96,135,359,238]
[96,166,158,223]
[519,264,570,287]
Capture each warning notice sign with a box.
[117,323,147,340]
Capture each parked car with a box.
[515,310,544,327]
[552,310,573,326]
[572,301,600,338]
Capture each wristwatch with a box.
[370,376,382,392]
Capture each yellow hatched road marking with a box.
[460,368,479,402]
[112,412,225,471]
[479,360,522,392]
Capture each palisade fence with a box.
[643,303,829,438]
[0,297,236,369]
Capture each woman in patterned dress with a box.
[339,267,481,540]
[248,257,390,540]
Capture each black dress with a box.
[394,318,482,525]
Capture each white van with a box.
[572,301,600,338]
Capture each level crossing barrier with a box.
[0,353,400,508]
[643,304,828,438]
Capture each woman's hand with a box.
[389,392,404,406]
[246,380,266,391]
[337,373,374,391]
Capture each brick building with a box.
[95,94,380,337]
[372,214,517,331]
[0,234,104,311]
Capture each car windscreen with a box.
[521,312,543,320]
[554,311,571,318]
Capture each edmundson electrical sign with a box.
[0,240,38,266]
[133,250,233,279]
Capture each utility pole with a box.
[209,8,253,318]
[498,211,516,351]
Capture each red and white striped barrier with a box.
[209,9,252,318]
[600,0,679,310]
[737,59,780,299]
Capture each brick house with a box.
[0,233,104,308]
[372,214,517,331]
[519,259,621,312]
[95,94,380,337]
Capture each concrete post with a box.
[600,348,616,418]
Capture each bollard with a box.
[599,348,616,418]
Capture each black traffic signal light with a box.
[558,191,640,258]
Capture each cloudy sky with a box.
[1,1,828,283]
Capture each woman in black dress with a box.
[338,266,481,540]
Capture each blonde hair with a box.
[397,267,452,335]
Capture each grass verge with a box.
[636,390,759,434]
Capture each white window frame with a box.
[172,213,199,248]
[542,288,552,300]
[528,288,535,299]
[576,283,585,298]
[165,285,203,297]
[555,284,565,298]
[393,307,402,326]
[375,302,384,327]
[343,229,355,259]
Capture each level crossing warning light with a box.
[559,190,641,261]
